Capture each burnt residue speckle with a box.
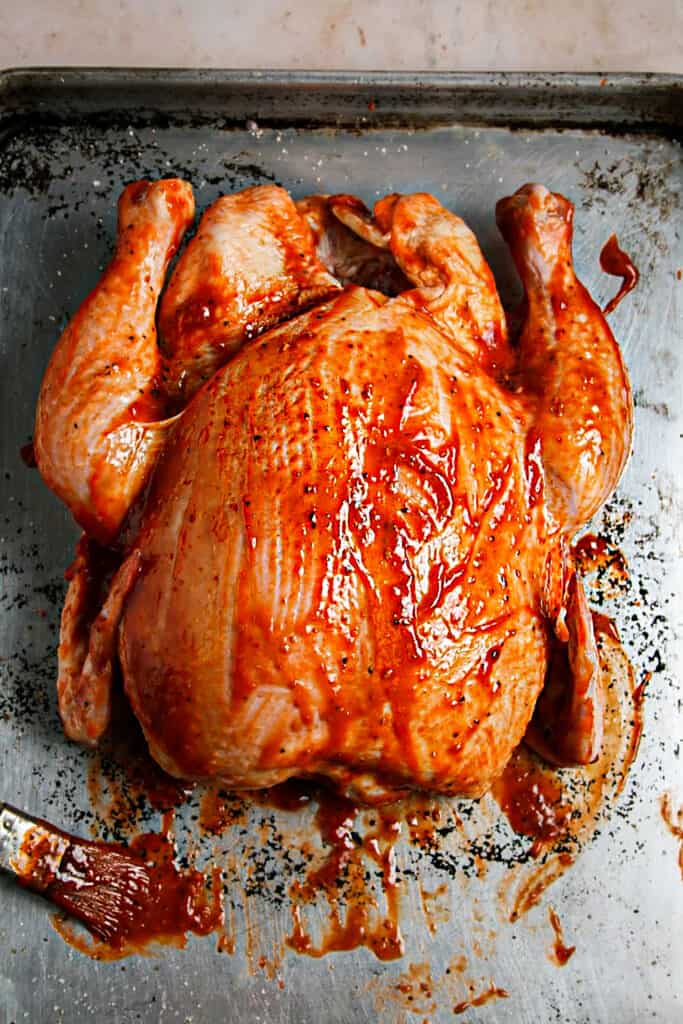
[577,151,681,223]
[0,115,279,203]
[633,388,674,421]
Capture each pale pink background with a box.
[3,0,681,72]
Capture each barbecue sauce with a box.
[285,788,405,960]
[600,234,639,315]
[453,984,509,1015]
[492,745,571,857]
[548,906,576,965]
[20,441,37,467]
[573,533,629,585]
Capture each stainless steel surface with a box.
[0,70,681,1023]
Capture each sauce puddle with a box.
[494,617,642,920]
[19,441,37,467]
[492,744,572,859]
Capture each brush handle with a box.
[0,802,69,891]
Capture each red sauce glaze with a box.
[255,778,316,812]
[288,898,404,962]
[286,787,405,960]
[477,644,503,690]
[419,561,466,614]
[20,441,37,467]
[548,906,576,965]
[126,376,165,424]
[18,821,221,955]
[453,984,509,1014]
[131,754,195,813]
[591,610,622,643]
[573,533,629,584]
[627,678,647,780]
[198,786,248,834]
[600,234,639,315]
[524,434,544,508]
[298,788,361,898]
[492,745,571,856]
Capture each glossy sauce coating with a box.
[37,180,635,807]
[600,234,639,315]
[286,786,405,960]
[492,744,571,857]
[120,285,552,800]
[159,185,340,402]
[548,906,576,965]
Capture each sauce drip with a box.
[255,778,316,812]
[286,788,405,960]
[622,676,648,794]
[573,533,629,585]
[600,234,639,315]
[131,755,195,813]
[660,792,683,879]
[418,881,450,935]
[20,441,37,467]
[198,786,247,834]
[453,984,509,1015]
[88,715,195,839]
[548,905,576,965]
[591,610,622,643]
[492,744,571,857]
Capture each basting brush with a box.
[0,801,223,950]
[0,801,154,944]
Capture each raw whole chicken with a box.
[34,179,633,803]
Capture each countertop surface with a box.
[2,0,682,73]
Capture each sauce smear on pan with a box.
[600,234,639,315]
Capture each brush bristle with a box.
[42,833,222,950]
[47,843,156,944]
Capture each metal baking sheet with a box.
[0,70,681,1023]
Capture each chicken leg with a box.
[34,179,195,545]
[495,183,633,531]
[497,183,634,765]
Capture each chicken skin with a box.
[34,180,633,802]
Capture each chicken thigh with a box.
[34,180,632,802]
